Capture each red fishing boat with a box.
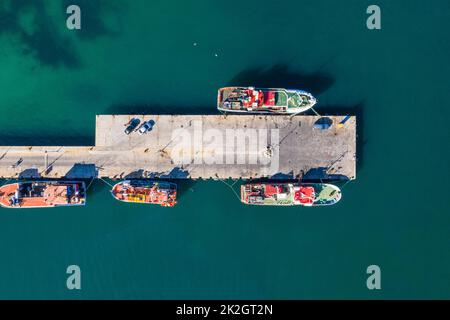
[111,180,177,207]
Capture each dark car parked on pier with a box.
[124,118,140,135]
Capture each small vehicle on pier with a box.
[138,120,155,135]
[124,118,140,135]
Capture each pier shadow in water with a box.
[269,171,295,180]
[86,179,110,197]
[251,171,348,182]
[1,134,94,147]
[258,170,350,182]
[64,164,98,179]
[158,167,190,179]
[105,104,217,115]
[119,167,190,180]
[18,168,41,179]
[227,64,335,95]
[302,167,350,182]
[124,170,145,179]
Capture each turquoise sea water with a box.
[0,0,449,299]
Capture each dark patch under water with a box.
[0,0,449,299]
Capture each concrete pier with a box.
[0,115,356,180]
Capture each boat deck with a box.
[220,87,288,107]
[0,182,85,208]
[112,182,176,204]
[0,114,356,180]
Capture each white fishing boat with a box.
[217,86,317,114]
[241,182,342,206]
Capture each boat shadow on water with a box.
[18,168,41,179]
[227,64,335,95]
[172,179,198,201]
[113,167,190,180]
[251,170,350,184]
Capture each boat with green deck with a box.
[241,182,341,206]
[217,86,317,114]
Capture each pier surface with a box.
[0,115,356,180]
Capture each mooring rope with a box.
[218,178,241,201]
[310,107,321,116]
[85,177,95,191]
[218,110,228,118]
[98,177,114,188]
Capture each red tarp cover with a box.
[295,186,315,204]
[263,91,276,106]
[264,185,280,197]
